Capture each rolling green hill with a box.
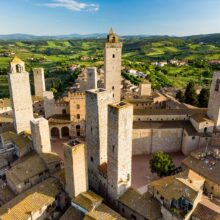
[0,34,220,98]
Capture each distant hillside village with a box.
[0,29,220,220]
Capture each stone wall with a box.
[8,71,33,134]
[63,141,88,198]
[104,42,122,102]
[86,89,113,192]
[31,118,51,153]
[107,102,133,202]
[132,123,183,155]
[33,68,46,97]
[207,72,220,130]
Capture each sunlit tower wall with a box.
[85,89,113,192]
[8,56,33,134]
[107,101,133,204]
[33,68,46,97]
[104,28,122,102]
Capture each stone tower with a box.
[8,56,33,134]
[87,67,97,90]
[43,91,55,118]
[33,68,46,97]
[107,101,133,203]
[63,139,88,198]
[85,89,113,192]
[104,28,122,102]
[30,117,51,153]
[207,72,220,130]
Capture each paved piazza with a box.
[51,139,186,192]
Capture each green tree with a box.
[198,88,210,108]
[150,151,175,177]
[184,82,198,106]
[176,90,185,102]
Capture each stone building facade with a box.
[86,89,113,192]
[8,56,33,134]
[207,71,220,130]
[107,102,133,203]
[63,139,88,198]
[104,28,122,102]
[31,117,51,153]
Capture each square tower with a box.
[85,89,113,191]
[63,139,88,198]
[87,67,97,90]
[8,56,33,134]
[207,72,220,130]
[104,28,122,102]
[30,117,51,153]
[107,102,133,203]
[33,68,46,98]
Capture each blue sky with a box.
[1,0,220,36]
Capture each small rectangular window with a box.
[113,54,115,58]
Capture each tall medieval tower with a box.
[8,56,33,134]
[33,68,46,97]
[85,89,113,192]
[63,139,88,198]
[107,101,133,203]
[104,28,122,102]
[30,117,51,153]
[207,72,220,130]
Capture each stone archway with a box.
[51,127,59,139]
[61,126,69,139]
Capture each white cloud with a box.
[43,0,99,12]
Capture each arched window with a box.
[76,104,80,109]
[16,64,22,73]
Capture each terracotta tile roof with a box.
[11,56,24,64]
[192,196,220,220]
[119,188,161,219]
[0,115,13,124]
[85,203,125,220]
[48,114,71,124]
[149,170,203,202]
[6,153,47,186]
[190,113,214,124]
[60,207,84,220]
[134,108,207,116]
[0,131,16,143]
[74,191,103,212]
[0,177,60,220]
[182,147,220,185]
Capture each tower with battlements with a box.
[207,72,220,130]
[107,101,133,203]
[104,28,122,102]
[33,68,46,97]
[8,56,33,134]
[30,117,51,153]
[63,139,88,198]
[85,89,113,192]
